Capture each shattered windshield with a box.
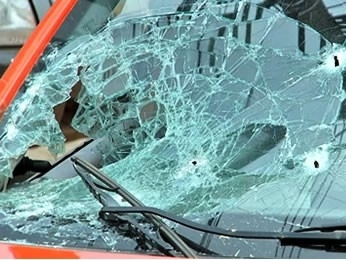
[1,0,346,253]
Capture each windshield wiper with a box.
[71,156,198,258]
[295,225,346,233]
[71,157,346,254]
[100,205,346,249]
[291,225,346,251]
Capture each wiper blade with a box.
[295,225,346,233]
[100,206,346,251]
[71,156,197,258]
[292,225,346,251]
[71,157,346,254]
[100,207,346,245]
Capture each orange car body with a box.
[0,242,171,259]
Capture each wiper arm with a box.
[71,160,175,257]
[71,156,197,258]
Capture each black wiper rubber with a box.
[71,156,197,258]
[295,225,346,233]
[100,206,346,247]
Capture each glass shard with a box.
[0,0,346,226]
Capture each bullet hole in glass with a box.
[334,56,340,67]
[314,160,319,169]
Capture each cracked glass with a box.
[1,0,346,256]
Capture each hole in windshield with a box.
[334,56,340,67]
